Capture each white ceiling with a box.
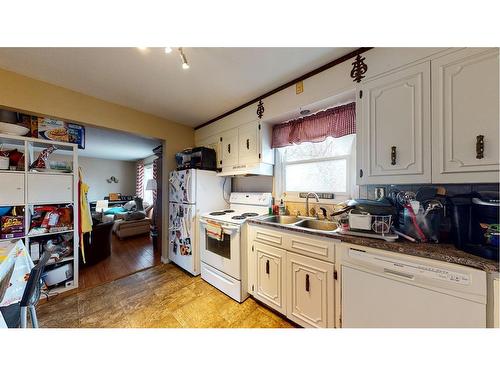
[77,125,160,161]
[0,47,357,126]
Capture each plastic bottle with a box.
[279,199,286,215]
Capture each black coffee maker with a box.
[449,191,499,260]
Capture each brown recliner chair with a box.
[79,220,114,267]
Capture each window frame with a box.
[274,136,355,204]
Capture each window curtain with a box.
[271,102,355,148]
[152,158,158,202]
[136,161,145,198]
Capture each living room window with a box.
[142,163,154,205]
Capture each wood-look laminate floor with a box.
[38,263,294,328]
[78,233,161,290]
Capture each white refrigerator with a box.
[168,169,230,275]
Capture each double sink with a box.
[261,215,339,232]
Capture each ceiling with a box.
[77,125,160,161]
[0,47,357,127]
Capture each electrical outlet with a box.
[375,187,386,199]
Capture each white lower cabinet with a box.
[249,224,336,327]
[286,252,334,328]
[254,242,286,315]
[27,173,73,204]
[0,172,25,205]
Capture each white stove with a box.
[199,192,272,302]
[200,192,272,225]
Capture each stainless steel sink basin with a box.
[262,215,303,224]
[294,219,339,231]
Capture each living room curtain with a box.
[136,161,144,198]
[152,158,158,202]
[271,102,356,148]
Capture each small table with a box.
[0,240,34,328]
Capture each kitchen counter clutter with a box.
[247,216,497,328]
[247,216,499,272]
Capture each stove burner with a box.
[242,212,258,217]
[209,211,226,216]
[231,215,246,220]
[223,209,235,213]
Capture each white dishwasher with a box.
[341,247,487,328]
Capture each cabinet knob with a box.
[476,135,484,159]
[16,187,22,190]
[246,139,250,150]
[227,144,231,154]
[305,274,310,292]
[265,259,270,275]
[391,146,397,165]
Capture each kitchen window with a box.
[275,134,356,200]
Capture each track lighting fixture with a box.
[179,47,190,69]
[136,47,190,69]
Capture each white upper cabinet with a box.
[357,61,431,184]
[196,119,274,175]
[199,134,222,169]
[238,121,260,165]
[220,128,239,167]
[431,48,499,183]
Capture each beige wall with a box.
[0,68,194,174]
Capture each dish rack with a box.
[341,212,398,242]
[349,213,393,234]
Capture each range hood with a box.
[217,162,273,177]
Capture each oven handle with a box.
[199,219,240,234]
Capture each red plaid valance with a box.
[271,102,356,148]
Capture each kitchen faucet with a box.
[305,192,320,217]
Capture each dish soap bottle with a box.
[279,198,286,215]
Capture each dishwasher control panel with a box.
[348,249,471,285]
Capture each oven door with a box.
[199,219,241,280]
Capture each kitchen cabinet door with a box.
[286,252,334,328]
[0,172,24,205]
[358,61,431,184]
[200,134,222,169]
[238,121,260,165]
[220,128,239,168]
[431,48,499,183]
[27,173,73,204]
[254,241,286,315]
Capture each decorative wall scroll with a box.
[350,54,368,83]
[256,99,265,119]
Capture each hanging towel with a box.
[78,168,93,264]
[206,220,223,241]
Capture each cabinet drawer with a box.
[286,251,335,328]
[284,232,335,263]
[0,172,24,205]
[27,174,73,204]
[252,226,285,247]
[251,224,336,263]
[254,242,286,314]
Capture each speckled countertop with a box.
[247,217,500,273]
